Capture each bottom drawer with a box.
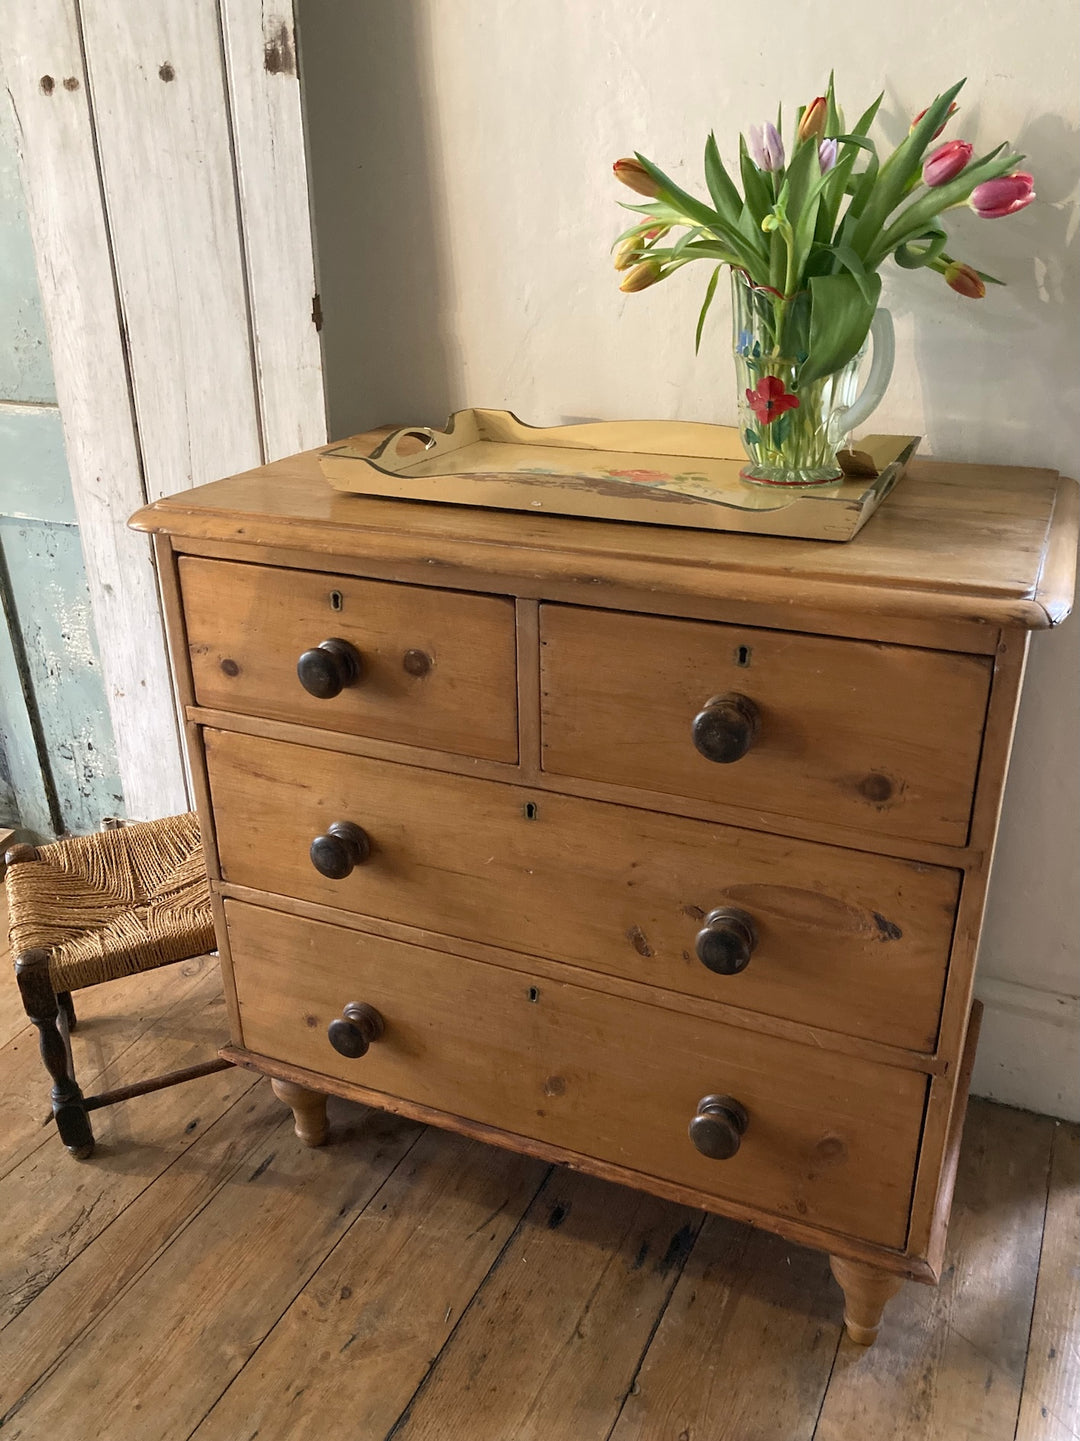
[227,900,926,1249]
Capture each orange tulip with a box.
[797,96,827,143]
[944,261,985,299]
[612,158,660,198]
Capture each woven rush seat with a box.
[7,813,215,993]
[5,813,229,1159]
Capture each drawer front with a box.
[227,900,925,1248]
[207,730,959,1051]
[180,558,518,761]
[540,605,991,845]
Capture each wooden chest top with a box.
[131,432,1077,634]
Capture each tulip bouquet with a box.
[612,77,1034,483]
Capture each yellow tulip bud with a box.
[613,236,642,271]
[619,259,662,292]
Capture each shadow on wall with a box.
[296,0,455,440]
[907,110,1079,467]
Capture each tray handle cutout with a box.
[382,427,440,462]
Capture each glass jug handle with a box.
[830,308,895,443]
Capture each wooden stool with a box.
[4,812,231,1158]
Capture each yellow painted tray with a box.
[319,410,920,542]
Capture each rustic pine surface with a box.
[1,900,1076,1441]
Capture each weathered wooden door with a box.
[2,0,326,821]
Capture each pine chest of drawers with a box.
[131,436,1077,1345]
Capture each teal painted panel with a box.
[0,581,54,835]
[0,403,76,524]
[0,517,122,832]
[0,734,20,826]
[0,91,56,404]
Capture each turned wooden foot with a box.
[829,1255,905,1346]
[271,1077,329,1147]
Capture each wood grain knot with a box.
[813,1134,848,1166]
[220,658,240,676]
[627,925,653,958]
[857,772,895,804]
[543,1075,567,1097]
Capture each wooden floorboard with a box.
[813,1100,1055,1441]
[1016,1122,1080,1441]
[0,931,1076,1441]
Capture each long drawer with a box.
[227,900,926,1248]
[540,604,992,845]
[206,729,960,1051]
[180,557,519,761]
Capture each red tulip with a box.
[797,96,827,143]
[619,258,662,292]
[922,140,973,186]
[944,261,985,299]
[613,158,660,198]
[970,172,1035,218]
[910,101,958,139]
[745,375,800,426]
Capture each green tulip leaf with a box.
[739,134,775,225]
[827,242,878,303]
[850,78,966,255]
[704,133,743,225]
[694,265,722,354]
[800,271,881,384]
[893,226,948,269]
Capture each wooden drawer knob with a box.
[310,821,372,879]
[695,907,757,975]
[688,1094,749,1160]
[692,693,760,763]
[297,638,363,698]
[327,1001,385,1058]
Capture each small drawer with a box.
[539,604,992,845]
[227,900,926,1248]
[180,558,518,761]
[207,730,960,1052]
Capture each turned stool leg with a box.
[15,949,95,1159]
[271,1077,329,1147]
[830,1256,905,1346]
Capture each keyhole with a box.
[523,801,539,820]
[735,644,752,667]
[527,986,540,1002]
[329,590,344,612]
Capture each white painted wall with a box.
[298,0,1079,1116]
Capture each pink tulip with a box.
[922,140,973,186]
[818,138,838,171]
[970,172,1035,218]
